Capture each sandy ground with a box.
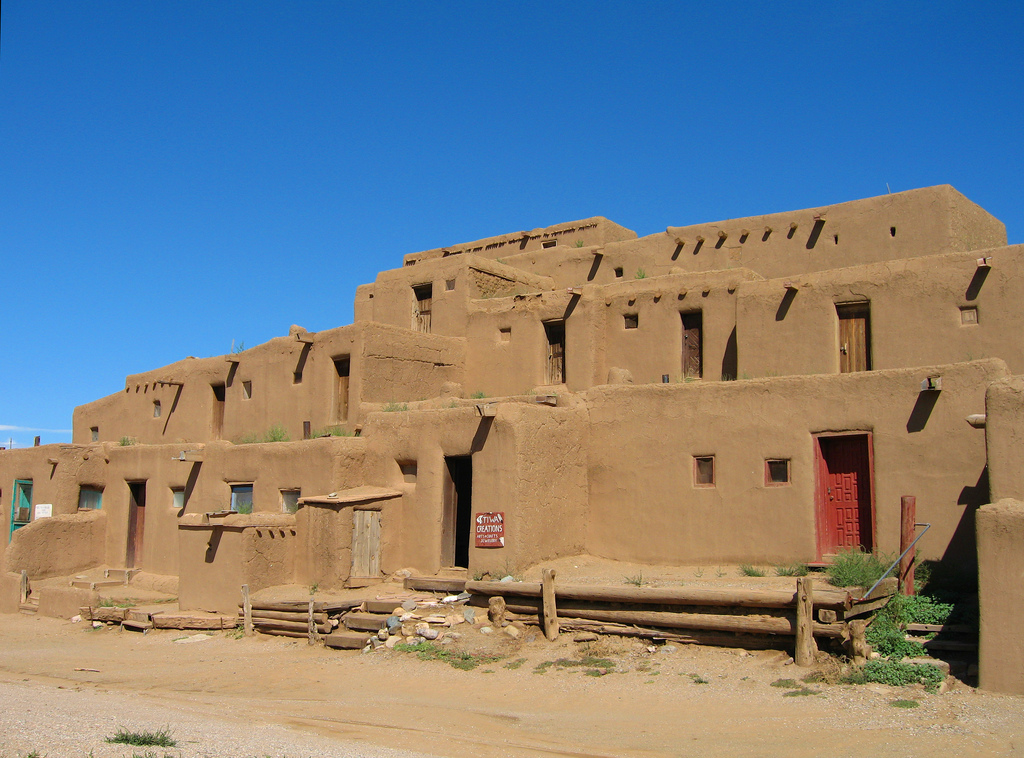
[2,560,1023,758]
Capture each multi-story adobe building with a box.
[3,184,1023,619]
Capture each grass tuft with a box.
[106,727,176,747]
[775,562,809,577]
[382,401,409,412]
[825,548,892,588]
[739,564,766,577]
[623,571,645,587]
[890,699,921,708]
[393,641,501,671]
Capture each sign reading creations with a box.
[474,511,504,547]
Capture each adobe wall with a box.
[976,498,1024,695]
[585,360,1004,566]
[359,322,465,404]
[985,375,1024,501]
[401,216,637,266]
[737,246,1024,378]
[2,510,106,579]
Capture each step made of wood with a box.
[404,577,467,593]
[343,612,389,632]
[324,631,373,650]
[121,619,153,632]
[364,599,405,615]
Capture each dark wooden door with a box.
[681,312,703,378]
[126,481,147,568]
[816,435,873,559]
[334,357,350,422]
[837,303,870,373]
[544,321,565,385]
[413,284,432,333]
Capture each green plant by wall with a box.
[118,436,136,446]
[825,548,892,588]
[739,564,766,577]
[264,424,289,442]
[382,401,409,412]
[843,660,945,692]
[470,391,487,399]
[635,268,647,279]
[574,239,585,248]
[312,425,352,438]
[775,562,809,577]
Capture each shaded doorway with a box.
[681,311,703,379]
[10,479,32,541]
[126,481,147,568]
[211,383,226,438]
[334,356,350,422]
[543,320,565,385]
[815,434,874,560]
[837,302,871,373]
[413,284,432,333]
[442,456,472,568]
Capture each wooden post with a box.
[241,584,253,636]
[900,495,916,595]
[849,619,870,666]
[307,596,316,645]
[303,421,311,440]
[795,576,817,666]
[541,568,559,641]
[487,595,506,626]
[19,570,28,605]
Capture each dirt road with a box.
[1,612,1022,758]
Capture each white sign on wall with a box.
[34,503,53,520]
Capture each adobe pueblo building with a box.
[3,185,1023,628]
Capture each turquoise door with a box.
[10,480,32,541]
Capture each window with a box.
[171,487,186,510]
[230,484,253,514]
[765,459,790,485]
[693,456,715,487]
[624,314,638,329]
[446,278,456,291]
[90,427,99,442]
[242,381,252,399]
[960,306,979,325]
[399,461,417,483]
[542,240,557,249]
[153,400,161,418]
[614,267,624,278]
[281,489,300,514]
[499,327,511,342]
[78,487,102,510]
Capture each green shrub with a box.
[106,727,176,747]
[843,660,945,692]
[739,564,766,577]
[890,699,920,708]
[263,424,289,442]
[312,425,352,438]
[470,391,487,399]
[635,268,647,279]
[382,402,409,412]
[825,548,892,588]
[119,436,136,446]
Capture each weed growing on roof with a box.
[739,564,766,577]
[635,268,647,279]
[623,571,645,587]
[826,548,893,588]
[470,391,487,399]
[382,402,409,412]
[106,727,176,747]
[119,436,136,446]
[312,425,352,438]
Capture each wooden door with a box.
[815,435,873,559]
[350,509,381,578]
[544,321,565,385]
[413,284,432,333]
[334,357,350,422]
[837,303,870,373]
[126,481,146,568]
[681,312,703,378]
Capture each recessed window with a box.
[171,487,186,510]
[281,489,300,514]
[960,306,979,325]
[230,484,254,514]
[153,400,161,418]
[446,278,456,291]
[242,381,252,399]
[542,240,557,249]
[499,327,511,342]
[694,456,715,487]
[399,461,417,483]
[765,459,790,485]
[78,487,103,510]
[624,314,639,329]
[90,427,99,442]
[614,267,624,278]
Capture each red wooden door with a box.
[815,435,873,559]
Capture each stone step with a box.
[121,618,153,633]
[324,630,373,650]
[343,612,390,632]
[70,579,124,590]
[18,602,38,615]
[403,576,467,593]
[104,568,140,584]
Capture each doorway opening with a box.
[814,433,874,560]
[211,384,226,438]
[543,320,565,385]
[126,481,147,569]
[10,479,32,541]
[333,356,350,422]
[442,456,473,569]
[837,302,871,372]
[681,311,703,378]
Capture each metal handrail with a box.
[859,523,931,600]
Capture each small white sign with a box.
[34,503,53,520]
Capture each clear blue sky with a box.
[2,1,1022,448]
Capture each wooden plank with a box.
[367,511,381,577]
[121,619,153,632]
[324,631,373,650]
[554,619,787,650]
[922,639,977,651]
[856,576,899,602]
[343,612,390,632]
[152,614,235,630]
[541,568,559,642]
[465,580,852,610]
[19,571,28,605]
[404,577,467,593]
[364,599,404,615]
[307,597,316,646]
[87,607,128,622]
[240,600,362,614]
[242,584,253,636]
[794,577,817,666]
[252,618,332,634]
[352,510,371,578]
[244,610,328,624]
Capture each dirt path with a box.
[1,612,1022,758]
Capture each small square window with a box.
[765,459,790,485]
[624,314,639,329]
[153,400,162,418]
[614,267,624,278]
[281,489,300,514]
[78,487,103,510]
[242,381,252,399]
[694,456,715,487]
[398,461,418,483]
[230,484,253,514]
[171,487,186,510]
[542,240,557,249]
[499,327,511,342]
[446,278,456,291]
[90,427,99,442]
[960,307,979,325]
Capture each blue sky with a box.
[2,1,1022,448]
